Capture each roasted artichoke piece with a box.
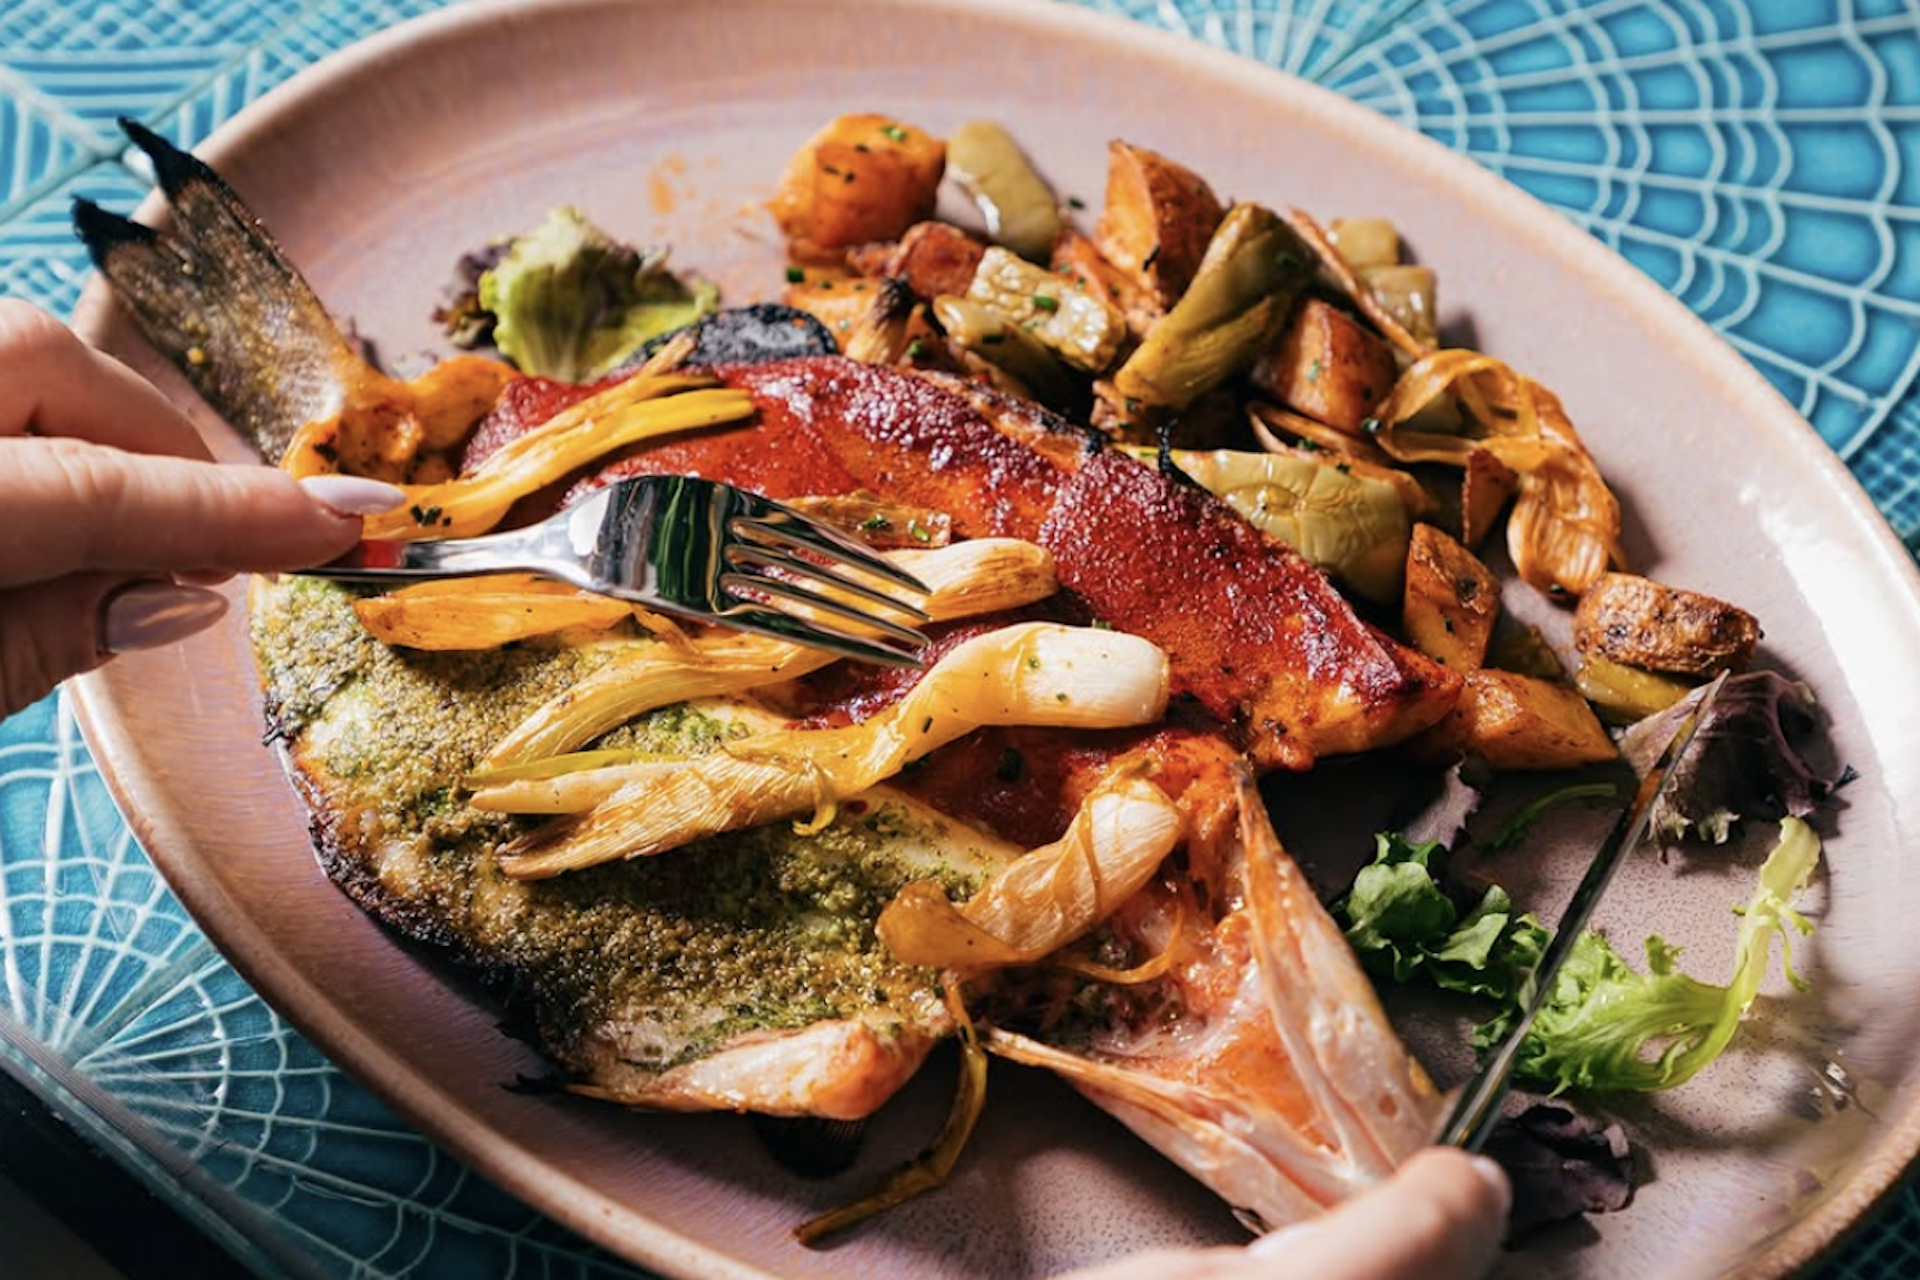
[1327,216,1439,348]
[946,120,1064,262]
[1573,572,1760,677]
[963,246,1127,373]
[1144,445,1412,604]
[1112,203,1315,411]
[932,293,1081,407]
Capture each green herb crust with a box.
[251,577,993,1082]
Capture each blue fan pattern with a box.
[2,1,1917,1276]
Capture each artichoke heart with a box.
[1159,447,1412,603]
[964,246,1126,372]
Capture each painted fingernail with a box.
[299,474,407,517]
[1469,1155,1514,1220]
[100,582,229,654]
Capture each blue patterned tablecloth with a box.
[3,2,1919,1277]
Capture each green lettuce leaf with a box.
[1478,817,1819,1093]
[478,205,718,383]
[1339,834,1548,1000]
[1340,819,1821,1094]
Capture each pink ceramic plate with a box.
[69,1,1920,1277]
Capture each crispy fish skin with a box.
[251,575,1008,1115]
[505,357,1458,770]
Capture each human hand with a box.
[0,299,402,718]
[1061,1148,1510,1280]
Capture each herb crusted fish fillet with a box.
[254,572,1016,1116]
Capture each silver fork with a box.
[300,474,932,666]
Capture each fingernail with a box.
[299,474,407,516]
[1469,1155,1514,1220]
[1247,1219,1321,1258]
[100,582,229,654]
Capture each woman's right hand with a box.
[0,299,402,718]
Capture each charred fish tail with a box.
[72,118,363,462]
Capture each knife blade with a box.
[1436,670,1729,1151]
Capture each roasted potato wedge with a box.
[1251,297,1399,434]
[1460,446,1520,550]
[1573,572,1760,676]
[868,221,988,301]
[1093,140,1224,308]
[1415,668,1618,771]
[1402,523,1499,669]
[780,267,888,347]
[1052,227,1158,337]
[770,114,946,258]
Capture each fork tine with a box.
[729,512,931,596]
[719,571,932,649]
[718,605,928,667]
[724,543,933,623]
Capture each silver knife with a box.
[1436,669,1729,1151]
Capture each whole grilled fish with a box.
[77,121,1448,1230]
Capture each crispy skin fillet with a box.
[475,357,1459,770]
[251,576,1020,1116]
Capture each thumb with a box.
[0,437,403,587]
[0,574,228,717]
[1247,1148,1511,1280]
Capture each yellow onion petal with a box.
[495,622,1169,878]
[877,773,1184,970]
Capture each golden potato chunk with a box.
[1460,446,1519,551]
[780,267,888,347]
[1416,669,1618,771]
[770,114,946,258]
[1573,572,1760,676]
[1051,227,1157,337]
[1251,297,1399,434]
[1093,140,1224,308]
[1402,523,1499,669]
[863,221,988,301]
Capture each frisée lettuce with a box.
[1338,818,1821,1094]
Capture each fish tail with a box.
[72,118,363,462]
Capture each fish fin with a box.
[1234,763,1444,1174]
[72,119,364,462]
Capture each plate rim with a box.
[67,0,1920,1276]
